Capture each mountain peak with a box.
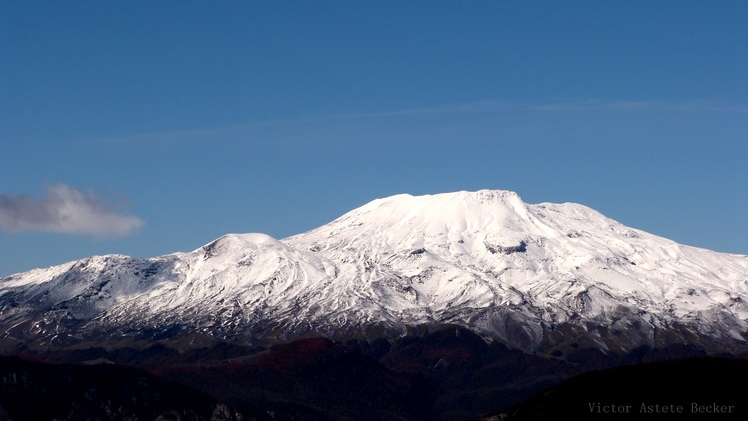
[201,233,283,253]
[289,189,533,242]
[364,189,525,209]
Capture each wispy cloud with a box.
[520,98,748,113]
[0,183,144,238]
[85,98,748,148]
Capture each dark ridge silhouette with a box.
[0,356,244,420]
[6,329,748,420]
[156,337,436,421]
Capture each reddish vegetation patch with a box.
[422,346,476,365]
[253,337,354,371]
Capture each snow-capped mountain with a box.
[1,190,747,354]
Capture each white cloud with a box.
[0,183,144,238]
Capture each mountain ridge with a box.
[2,189,747,355]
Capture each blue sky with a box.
[1,1,746,276]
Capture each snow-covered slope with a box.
[1,190,747,354]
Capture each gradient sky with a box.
[1,1,746,277]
